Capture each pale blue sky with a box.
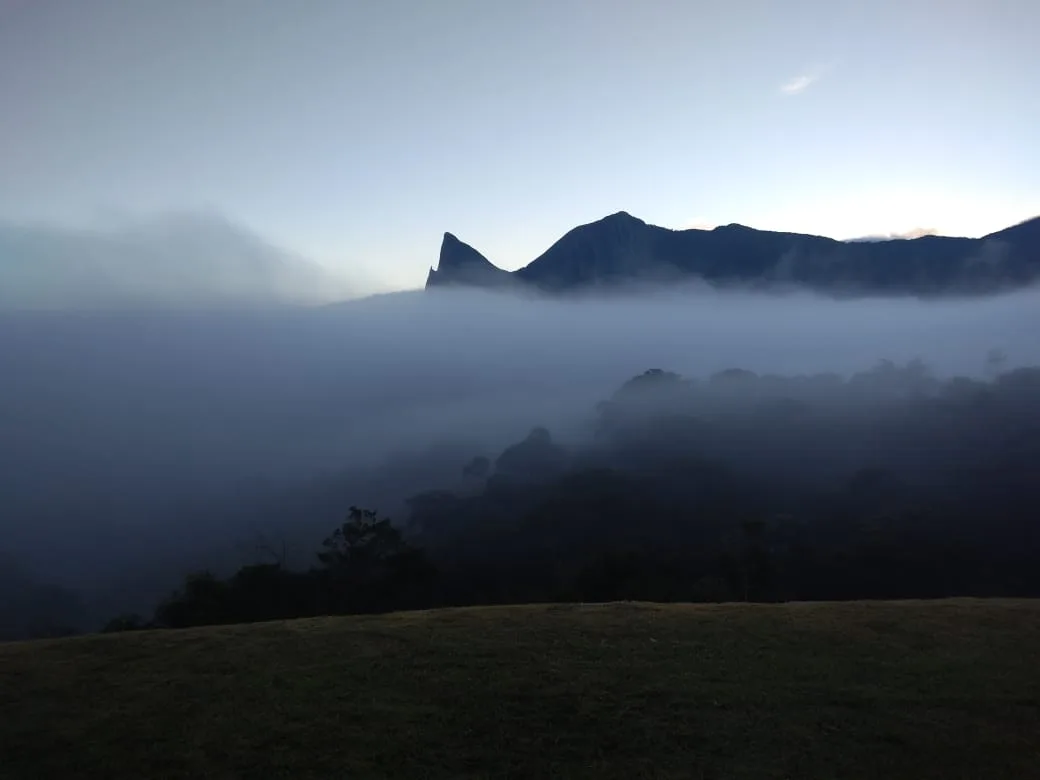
[2,0,1038,290]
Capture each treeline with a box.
[109,359,1040,631]
[104,508,435,630]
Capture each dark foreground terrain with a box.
[2,600,1039,779]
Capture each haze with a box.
[2,284,1039,630]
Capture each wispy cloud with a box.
[895,227,939,240]
[681,216,717,231]
[845,227,940,243]
[779,74,816,96]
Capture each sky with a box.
[2,0,1039,291]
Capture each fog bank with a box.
[0,213,356,309]
[2,282,1038,630]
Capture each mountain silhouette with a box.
[425,232,514,289]
[426,212,1040,295]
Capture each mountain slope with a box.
[426,213,1040,295]
[425,232,514,288]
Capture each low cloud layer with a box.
[846,227,940,242]
[2,282,1039,630]
[0,213,356,309]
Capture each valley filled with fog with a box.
[2,283,1040,635]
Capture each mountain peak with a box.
[601,210,644,225]
[425,232,512,289]
[436,232,495,270]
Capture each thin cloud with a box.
[896,227,939,240]
[681,217,717,231]
[779,74,816,96]
[846,227,940,243]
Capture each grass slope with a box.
[2,600,1039,779]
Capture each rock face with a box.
[425,212,1040,296]
[425,233,514,289]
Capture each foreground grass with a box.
[2,600,1039,779]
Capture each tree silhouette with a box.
[317,507,435,613]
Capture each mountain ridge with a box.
[427,212,1040,295]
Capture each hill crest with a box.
[426,213,1040,295]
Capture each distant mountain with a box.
[426,211,1040,295]
[425,232,514,289]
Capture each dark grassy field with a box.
[2,600,1039,779]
